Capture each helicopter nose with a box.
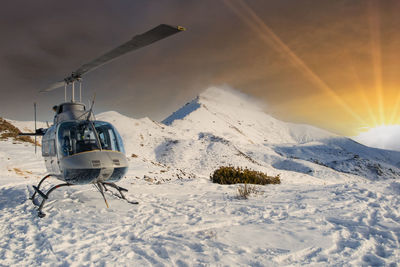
[60,150,128,184]
[61,150,127,169]
[91,158,122,167]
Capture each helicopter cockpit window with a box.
[58,121,101,157]
[57,121,125,157]
[93,121,125,153]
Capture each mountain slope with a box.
[162,87,334,145]
[102,86,400,182]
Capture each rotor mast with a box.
[64,81,78,103]
[64,76,83,103]
[72,82,75,102]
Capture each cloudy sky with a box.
[0,0,399,136]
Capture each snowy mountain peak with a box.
[162,97,201,126]
[198,86,263,110]
[162,86,263,126]
[161,86,336,147]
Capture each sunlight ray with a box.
[388,92,400,125]
[223,0,367,125]
[368,0,384,125]
[393,117,400,126]
[347,59,378,126]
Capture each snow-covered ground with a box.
[1,87,399,266]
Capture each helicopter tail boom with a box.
[18,128,47,136]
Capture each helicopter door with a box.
[42,138,53,172]
[93,121,125,153]
[42,126,60,174]
[49,139,61,175]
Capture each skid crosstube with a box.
[32,183,72,218]
[29,174,51,201]
[30,174,74,218]
[32,185,48,199]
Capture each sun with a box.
[353,124,400,151]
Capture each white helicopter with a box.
[20,24,185,218]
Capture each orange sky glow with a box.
[218,0,400,136]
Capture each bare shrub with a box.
[210,166,281,185]
[237,183,259,199]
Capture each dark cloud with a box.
[0,0,399,136]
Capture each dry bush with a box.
[210,166,281,185]
[0,117,36,144]
[237,183,259,199]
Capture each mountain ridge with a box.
[98,87,400,182]
[3,86,400,182]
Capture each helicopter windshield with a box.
[57,121,124,157]
[93,121,125,153]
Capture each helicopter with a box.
[19,24,185,218]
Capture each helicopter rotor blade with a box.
[40,24,185,92]
[40,81,65,92]
[66,24,185,83]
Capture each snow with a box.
[1,86,400,266]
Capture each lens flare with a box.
[223,0,367,125]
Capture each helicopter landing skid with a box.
[29,174,52,202]
[30,174,73,218]
[101,182,139,205]
[34,184,72,218]
[30,176,138,218]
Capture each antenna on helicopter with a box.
[87,93,96,121]
[34,102,37,154]
[18,103,46,143]
[64,84,67,102]
[79,81,82,103]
